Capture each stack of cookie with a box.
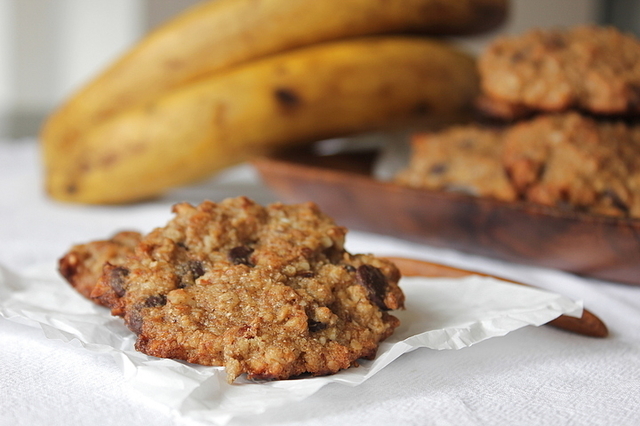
[396,26,640,219]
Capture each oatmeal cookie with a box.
[59,231,141,300]
[89,197,404,383]
[503,112,640,217]
[479,26,640,116]
[396,112,640,218]
[395,125,517,201]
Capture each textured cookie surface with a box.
[396,113,640,218]
[59,231,141,300]
[395,125,516,201]
[89,197,404,383]
[479,26,640,115]
[502,112,640,217]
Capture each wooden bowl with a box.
[254,148,640,286]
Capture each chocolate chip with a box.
[628,84,640,109]
[189,260,205,279]
[602,189,629,213]
[429,163,448,175]
[510,50,527,63]
[144,294,167,308]
[343,264,356,273]
[58,255,78,283]
[308,319,327,333]
[539,162,548,177]
[109,266,129,297]
[544,34,566,49]
[127,310,143,335]
[323,246,343,264]
[176,259,206,288]
[356,265,389,310]
[228,245,254,266]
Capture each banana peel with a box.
[41,0,507,189]
[46,37,479,204]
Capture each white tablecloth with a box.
[1,139,639,426]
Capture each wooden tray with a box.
[254,148,640,286]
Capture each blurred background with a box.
[0,0,638,139]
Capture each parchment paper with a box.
[0,263,582,425]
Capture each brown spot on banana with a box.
[412,101,432,116]
[274,88,302,110]
[66,183,77,194]
[214,103,228,125]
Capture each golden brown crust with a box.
[58,231,141,300]
[88,197,404,382]
[479,26,640,115]
[474,94,537,122]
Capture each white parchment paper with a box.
[0,263,582,425]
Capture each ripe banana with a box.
[47,37,479,204]
[41,0,507,174]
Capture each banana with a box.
[47,37,479,204]
[41,0,506,174]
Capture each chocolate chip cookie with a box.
[84,197,404,383]
[395,125,517,201]
[396,113,640,218]
[502,112,640,217]
[478,26,640,116]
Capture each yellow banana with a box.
[41,0,506,172]
[46,37,479,204]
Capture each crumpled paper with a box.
[0,263,582,425]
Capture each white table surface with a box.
[1,138,639,426]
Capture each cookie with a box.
[59,231,141,300]
[395,125,517,201]
[396,112,640,218]
[89,197,404,383]
[503,112,640,217]
[478,26,640,116]
[474,93,535,122]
